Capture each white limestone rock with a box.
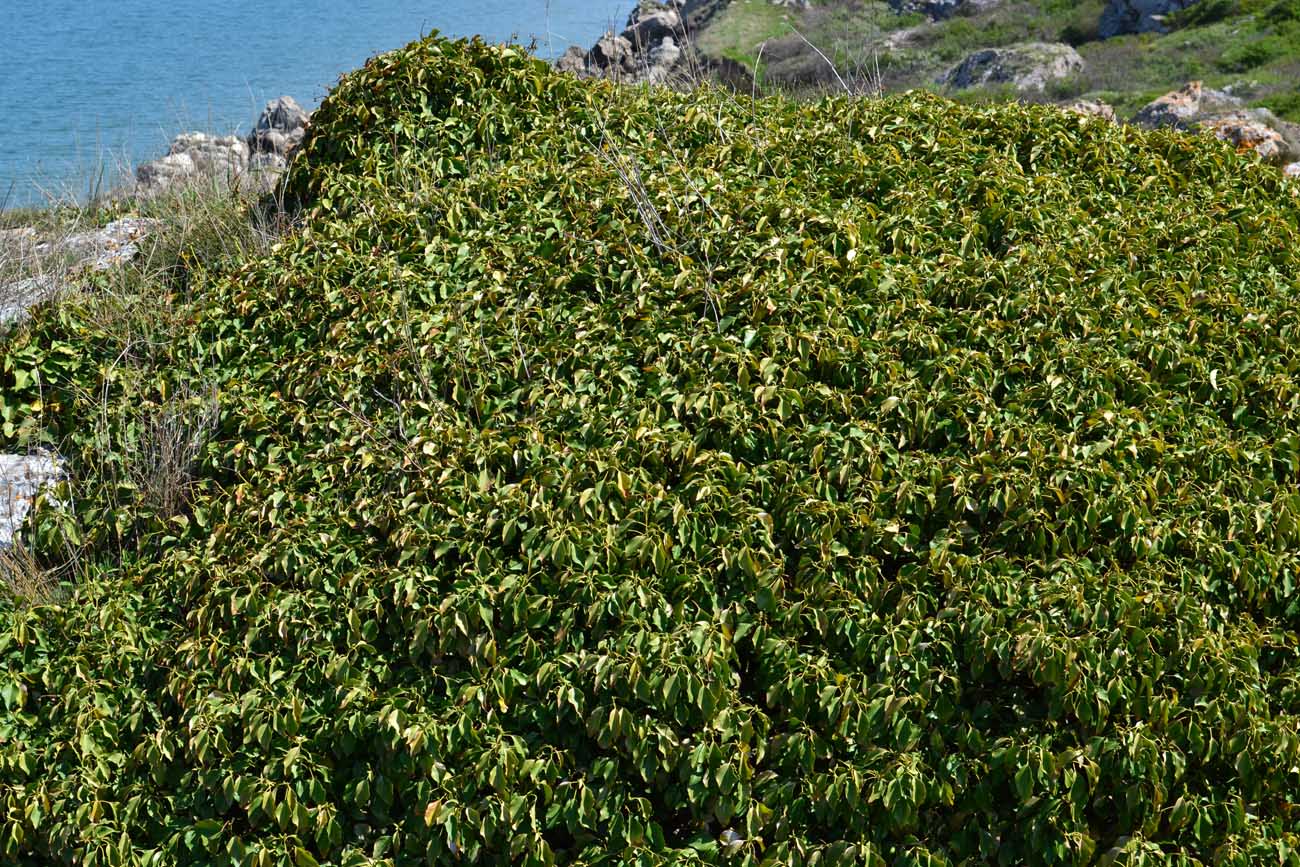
[0,452,65,548]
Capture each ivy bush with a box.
[4,33,1300,866]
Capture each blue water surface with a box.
[0,1,632,207]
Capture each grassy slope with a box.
[698,0,1300,123]
[5,33,1300,867]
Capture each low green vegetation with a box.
[5,32,1300,866]
[696,0,808,69]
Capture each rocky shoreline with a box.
[0,95,310,327]
[0,96,314,549]
[554,0,732,85]
[132,95,310,198]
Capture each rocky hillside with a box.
[567,0,1300,172]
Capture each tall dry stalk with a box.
[129,384,220,518]
[0,543,62,607]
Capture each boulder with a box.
[563,0,717,84]
[1064,99,1117,121]
[943,42,1084,92]
[249,152,288,174]
[0,452,64,548]
[556,45,588,74]
[580,31,684,84]
[168,133,250,176]
[1240,106,1300,159]
[590,33,638,76]
[645,37,684,83]
[1199,114,1289,164]
[1131,81,1241,128]
[623,6,682,47]
[1285,162,1300,178]
[136,133,250,195]
[123,94,307,199]
[1133,83,1300,164]
[249,96,310,156]
[135,152,197,193]
[1099,0,1199,39]
[246,152,290,194]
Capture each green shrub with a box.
[1171,0,1274,26]
[1059,19,1099,45]
[1216,34,1289,71]
[1045,72,1089,100]
[1172,0,1242,27]
[1266,0,1300,21]
[4,33,1300,867]
[1056,0,1105,44]
[1258,87,1300,120]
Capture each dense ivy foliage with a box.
[5,34,1300,866]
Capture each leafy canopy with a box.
[4,32,1300,867]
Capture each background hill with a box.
[693,0,1300,121]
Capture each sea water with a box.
[0,0,632,207]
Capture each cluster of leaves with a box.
[4,33,1300,867]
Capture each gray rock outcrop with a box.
[136,133,250,195]
[0,452,64,548]
[1199,114,1290,164]
[942,42,1084,92]
[1064,99,1117,122]
[1131,81,1239,127]
[169,133,250,176]
[0,218,161,324]
[1133,82,1300,164]
[589,32,640,77]
[624,5,683,48]
[556,46,588,74]
[134,96,308,196]
[249,96,310,157]
[1099,0,1199,38]
[49,217,162,272]
[560,0,729,84]
[0,278,62,326]
[134,151,199,193]
[249,152,288,175]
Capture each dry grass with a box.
[128,383,220,518]
[2,160,293,330]
[0,542,63,607]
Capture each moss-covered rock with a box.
[942,41,1085,92]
